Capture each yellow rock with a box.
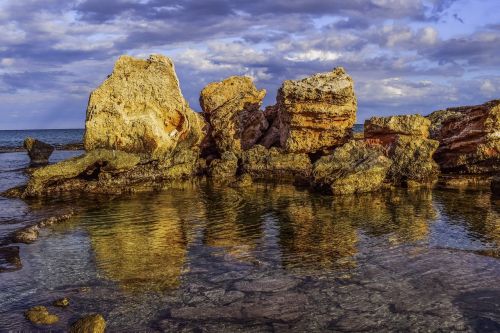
[69,314,106,333]
[25,306,59,325]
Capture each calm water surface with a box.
[0,151,499,332]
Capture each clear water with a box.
[0,152,499,332]
[0,129,84,149]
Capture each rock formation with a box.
[276,67,357,153]
[200,76,267,154]
[208,151,238,179]
[364,115,439,186]
[313,140,392,195]
[427,100,500,174]
[24,137,54,166]
[84,54,205,160]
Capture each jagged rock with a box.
[200,76,267,154]
[387,136,439,186]
[241,145,312,183]
[25,306,59,325]
[69,314,106,333]
[208,152,238,179]
[84,54,205,160]
[427,100,500,174]
[23,137,54,166]
[364,114,439,186]
[364,114,431,144]
[277,67,357,153]
[23,149,140,197]
[313,140,392,195]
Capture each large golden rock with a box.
[277,67,357,153]
[427,100,500,174]
[200,76,267,154]
[84,54,205,160]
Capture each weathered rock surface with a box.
[427,100,500,174]
[53,297,70,308]
[258,105,281,148]
[364,114,439,186]
[208,151,238,179]
[69,314,106,333]
[25,306,59,325]
[277,67,357,153]
[200,76,267,154]
[313,140,392,195]
[241,145,312,183]
[84,54,205,160]
[24,137,54,166]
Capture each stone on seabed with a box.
[25,306,59,325]
[69,314,106,333]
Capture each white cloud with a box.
[284,50,341,62]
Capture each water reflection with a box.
[77,184,497,292]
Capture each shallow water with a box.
[0,152,499,332]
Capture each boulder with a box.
[23,149,141,197]
[69,314,106,333]
[313,140,392,195]
[23,137,54,166]
[241,145,312,183]
[200,76,267,154]
[84,54,205,160]
[208,152,238,179]
[427,100,500,174]
[277,67,357,153]
[364,114,439,186]
[25,306,59,325]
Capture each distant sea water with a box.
[0,129,84,151]
[0,125,364,151]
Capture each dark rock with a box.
[0,246,22,273]
[492,175,500,197]
[24,137,54,166]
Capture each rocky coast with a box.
[2,54,498,200]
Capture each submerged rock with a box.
[69,314,106,333]
[12,210,75,244]
[53,298,70,307]
[241,145,312,183]
[200,76,267,154]
[364,114,439,186]
[84,54,205,160]
[24,137,54,166]
[427,100,500,174]
[25,306,59,325]
[313,140,392,195]
[0,246,22,273]
[277,67,357,153]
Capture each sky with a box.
[0,0,499,130]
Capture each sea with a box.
[0,127,499,332]
[0,129,84,151]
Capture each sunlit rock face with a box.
[200,76,267,155]
[276,67,357,153]
[313,140,392,195]
[364,114,439,186]
[84,55,205,160]
[427,100,500,174]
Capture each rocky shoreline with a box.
[0,54,497,201]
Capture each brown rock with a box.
[428,100,500,174]
[69,314,106,333]
[24,137,54,166]
[258,105,281,148]
[84,54,205,160]
[277,67,357,153]
[200,76,267,154]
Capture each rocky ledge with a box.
[2,54,498,199]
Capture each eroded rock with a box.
[24,137,54,166]
[200,76,267,154]
[313,140,392,195]
[84,54,205,160]
[277,67,357,153]
[69,314,106,333]
[364,114,430,144]
[208,151,238,179]
[428,100,500,174]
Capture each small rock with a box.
[12,226,39,244]
[53,297,70,307]
[69,314,106,333]
[24,137,54,166]
[25,306,59,325]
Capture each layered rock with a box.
[313,140,392,195]
[84,54,205,160]
[241,145,312,183]
[427,100,500,174]
[23,137,54,166]
[364,115,439,186]
[200,76,267,154]
[277,67,357,153]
